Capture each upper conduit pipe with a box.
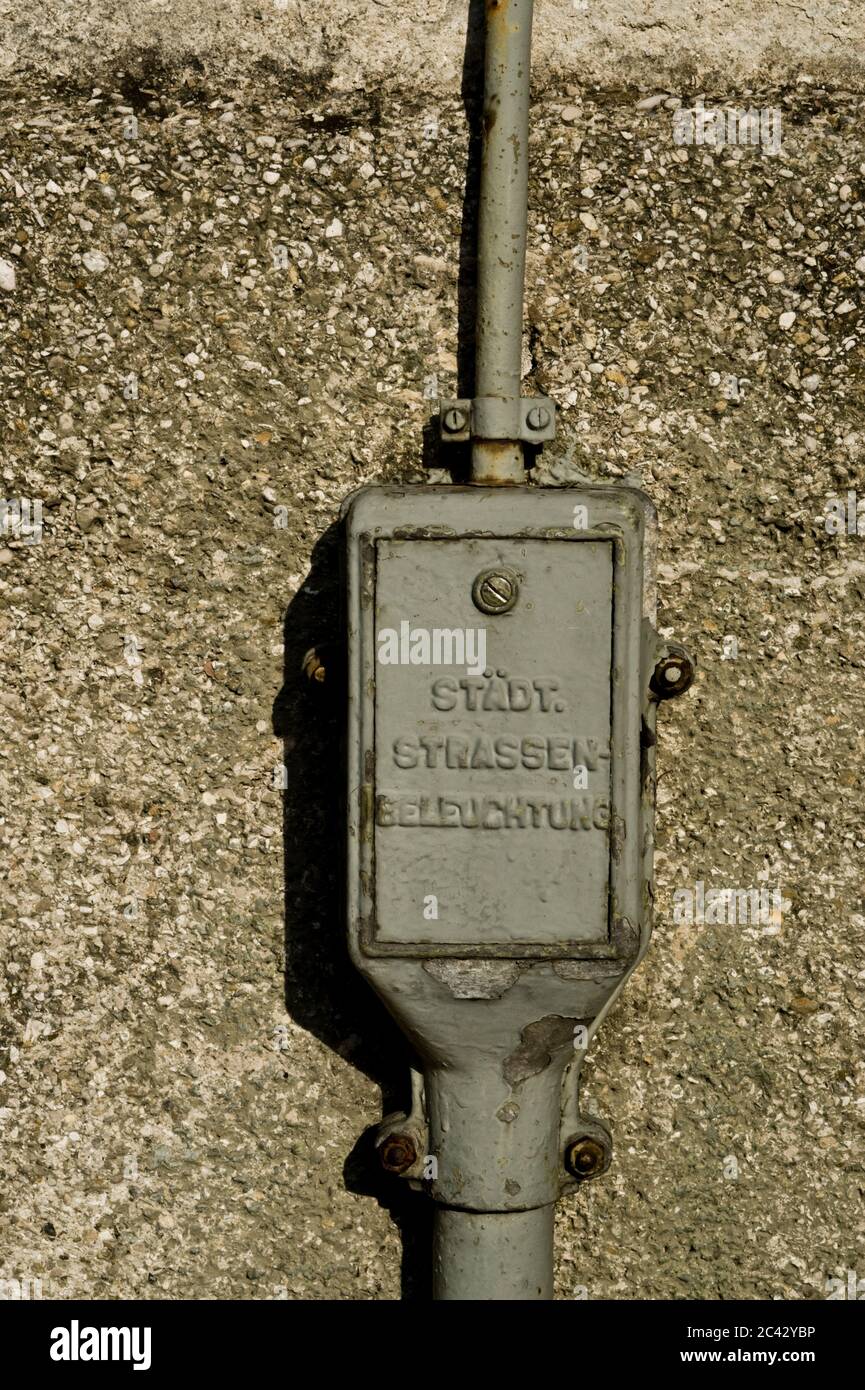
[471,0,535,486]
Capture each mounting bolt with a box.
[650,646,695,700]
[442,407,468,434]
[378,1133,419,1175]
[564,1135,609,1181]
[472,567,519,615]
[526,405,551,432]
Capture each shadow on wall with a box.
[273,523,432,1300]
[272,0,488,1301]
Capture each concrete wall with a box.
[0,3,863,1300]
[2,0,864,90]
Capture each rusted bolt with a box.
[526,405,551,432]
[378,1133,418,1175]
[472,567,519,615]
[442,406,468,434]
[564,1136,608,1181]
[650,647,695,700]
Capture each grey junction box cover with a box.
[344,484,656,964]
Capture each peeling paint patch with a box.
[503,1015,577,1086]
[424,959,522,999]
[554,960,624,982]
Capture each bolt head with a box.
[378,1133,418,1175]
[301,647,326,683]
[565,1136,608,1181]
[472,567,519,615]
[651,649,695,699]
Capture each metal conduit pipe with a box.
[471,0,535,486]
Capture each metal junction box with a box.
[341,482,683,1244]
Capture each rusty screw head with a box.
[472,567,519,615]
[565,1136,608,1181]
[378,1133,418,1175]
[526,405,551,432]
[651,648,695,700]
[442,406,468,434]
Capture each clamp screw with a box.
[472,567,519,615]
[378,1133,419,1175]
[526,405,551,432]
[442,407,468,434]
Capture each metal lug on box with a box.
[374,1069,428,1180]
[651,642,696,700]
[301,646,327,685]
[563,1118,613,1183]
